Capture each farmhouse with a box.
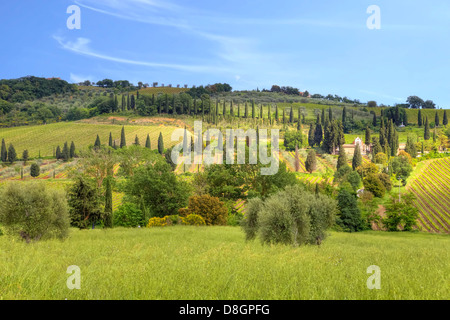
[336,137,370,156]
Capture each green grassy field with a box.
[0,122,182,158]
[0,227,448,300]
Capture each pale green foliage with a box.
[0,181,70,242]
[242,185,337,246]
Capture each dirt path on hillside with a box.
[372,205,386,231]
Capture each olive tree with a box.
[0,181,70,242]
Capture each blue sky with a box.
[1,0,450,107]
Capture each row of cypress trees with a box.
[94,126,165,155]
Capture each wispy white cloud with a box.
[70,72,95,83]
[54,36,229,73]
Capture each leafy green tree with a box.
[363,174,386,198]
[284,129,303,151]
[113,203,144,228]
[383,193,419,231]
[7,144,16,164]
[390,155,413,186]
[346,171,361,192]
[336,188,363,232]
[123,160,190,218]
[30,163,40,178]
[0,181,70,242]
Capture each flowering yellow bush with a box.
[147,216,168,228]
[181,214,206,226]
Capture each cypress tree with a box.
[418,109,422,127]
[127,94,130,110]
[252,100,255,119]
[109,132,113,147]
[294,144,300,172]
[342,106,347,126]
[56,146,61,160]
[405,136,417,158]
[314,123,323,147]
[308,124,315,147]
[321,108,326,126]
[230,100,234,117]
[70,141,76,158]
[158,132,164,155]
[305,150,317,174]
[289,106,294,123]
[120,126,126,148]
[421,142,424,155]
[194,99,198,115]
[337,146,347,170]
[328,107,333,121]
[131,95,135,110]
[7,144,16,164]
[424,117,430,140]
[435,111,440,127]
[104,177,113,228]
[403,111,408,126]
[260,104,263,120]
[275,105,279,122]
[1,139,7,162]
[30,163,40,178]
[352,144,362,170]
[372,113,377,127]
[172,94,176,114]
[94,135,101,149]
[297,115,302,131]
[433,128,437,143]
[443,110,448,126]
[122,95,126,112]
[134,135,140,146]
[222,100,225,117]
[245,102,248,118]
[145,134,151,149]
[62,142,69,162]
[22,150,29,165]
[114,95,118,112]
[282,109,286,124]
[365,127,371,146]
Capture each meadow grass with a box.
[0,227,448,300]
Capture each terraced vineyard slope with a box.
[407,157,450,233]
